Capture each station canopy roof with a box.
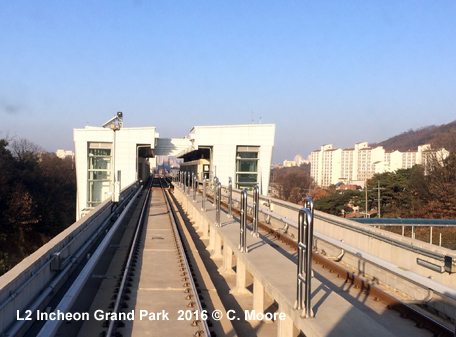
[179,148,211,162]
[154,138,192,157]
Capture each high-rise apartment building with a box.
[310,142,448,187]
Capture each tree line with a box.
[0,136,76,275]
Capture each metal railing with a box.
[251,185,259,237]
[202,177,206,211]
[239,189,248,253]
[186,172,190,195]
[216,182,221,227]
[174,180,456,310]
[296,197,314,318]
[210,184,449,263]
[193,174,197,202]
[228,177,233,218]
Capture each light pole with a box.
[102,112,123,203]
[373,181,385,218]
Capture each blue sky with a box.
[1,1,455,163]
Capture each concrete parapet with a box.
[0,184,137,335]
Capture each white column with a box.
[277,311,294,337]
[230,259,250,295]
[218,245,235,275]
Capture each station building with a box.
[74,123,275,220]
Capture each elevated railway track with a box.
[1,175,455,336]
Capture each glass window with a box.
[87,145,112,207]
[236,147,259,190]
[237,159,258,173]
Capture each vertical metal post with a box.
[430,226,433,245]
[251,185,259,237]
[239,189,248,253]
[187,172,190,195]
[213,177,217,200]
[296,209,305,310]
[202,177,206,211]
[216,182,221,226]
[193,174,197,202]
[228,177,233,218]
[296,197,314,318]
[303,197,314,255]
[303,197,314,318]
[439,226,442,247]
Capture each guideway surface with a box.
[127,188,202,336]
[177,185,429,337]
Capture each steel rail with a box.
[106,182,151,337]
[162,177,211,337]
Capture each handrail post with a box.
[187,172,190,195]
[216,182,221,226]
[251,185,259,237]
[202,177,206,211]
[296,197,314,318]
[212,177,217,200]
[303,197,314,267]
[239,189,248,253]
[193,174,197,202]
[228,177,233,218]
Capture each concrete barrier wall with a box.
[0,183,137,334]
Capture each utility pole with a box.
[373,181,385,218]
[365,180,368,218]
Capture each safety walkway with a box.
[176,185,427,337]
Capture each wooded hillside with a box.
[371,119,456,151]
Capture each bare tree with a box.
[10,138,42,163]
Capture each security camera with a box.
[117,111,123,119]
[102,116,119,128]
